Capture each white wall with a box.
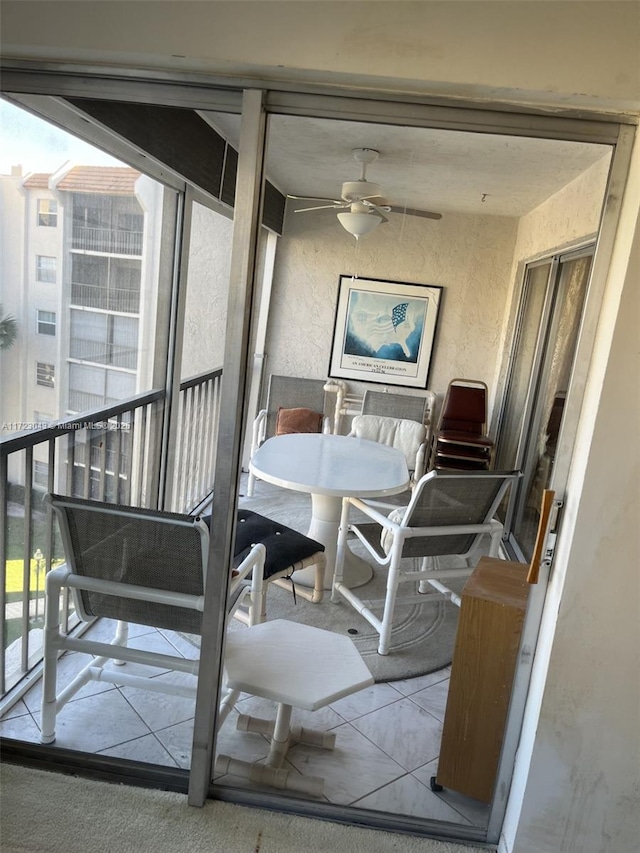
[180,202,233,379]
[2,2,639,114]
[505,141,640,853]
[268,206,517,411]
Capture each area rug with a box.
[193,482,469,683]
[256,552,464,683]
[0,763,483,853]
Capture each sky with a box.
[1,99,123,176]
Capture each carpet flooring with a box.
[0,763,491,853]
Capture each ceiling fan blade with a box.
[293,203,348,213]
[386,205,442,220]
[362,201,389,223]
[287,194,343,204]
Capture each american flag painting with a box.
[330,276,442,388]
[391,303,408,329]
[344,291,426,362]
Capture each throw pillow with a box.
[275,406,323,436]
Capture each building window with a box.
[33,460,49,489]
[37,199,58,227]
[36,362,55,388]
[36,255,57,283]
[37,310,56,336]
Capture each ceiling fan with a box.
[287,148,442,238]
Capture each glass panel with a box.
[513,255,592,559]
[1,99,177,710]
[494,263,551,472]
[169,200,232,512]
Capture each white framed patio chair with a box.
[246,374,345,496]
[331,469,520,655]
[361,388,437,433]
[41,495,370,796]
[348,413,429,494]
[40,494,268,745]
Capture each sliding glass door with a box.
[495,248,594,561]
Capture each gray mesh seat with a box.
[331,469,519,655]
[40,494,268,744]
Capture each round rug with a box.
[200,482,467,682]
[261,540,464,683]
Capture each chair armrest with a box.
[251,409,267,455]
[229,542,266,626]
[347,496,406,531]
[413,442,427,483]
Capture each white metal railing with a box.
[70,281,141,314]
[1,367,223,702]
[72,226,143,256]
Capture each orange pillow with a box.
[275,407,323,436]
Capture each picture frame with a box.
[328,275,442,389]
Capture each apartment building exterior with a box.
[0,163,164,493]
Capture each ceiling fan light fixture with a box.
[337,211,382,238]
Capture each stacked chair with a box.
[431,378,494,470]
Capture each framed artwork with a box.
[328,275,442,389]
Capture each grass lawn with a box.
[5,558,64,594]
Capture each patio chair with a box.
[331,469,519,655]
[361,388,437,430]
[431,379,494,470]
[41,494,371,796]
[40,495,265,745]
[348,413,428,491]
[246,374,344,496]
[205,508,326,614]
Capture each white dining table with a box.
[248,433,409,589]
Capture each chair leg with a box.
[41,570,65,744]
[331,499,351,602]
[378,552,403,656]
[246,471,257,497]
[215,701,331,797]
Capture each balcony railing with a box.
[71,281,141,314]
[72,226,143,256]
[69,337,138,370]
[0,367,222,703]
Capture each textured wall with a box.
[266,207,518,411]
[180,202,233,379]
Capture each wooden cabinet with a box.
[433,556,530,803]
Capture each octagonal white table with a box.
[249,433,409,589]
[215,619,374,796]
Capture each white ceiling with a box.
[203,111,611,219]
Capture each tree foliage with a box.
[0,304,18,350]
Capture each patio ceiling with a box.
[200,111,610,218]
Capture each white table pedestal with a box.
[248,434,408,593]
[296,493,373,590]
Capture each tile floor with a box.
[1,621,488,827]
[1,479,490,829]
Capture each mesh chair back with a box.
[362,390,429,424]
[400,470,517,557]
[264,375,329,439]
[50,496,206,634]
